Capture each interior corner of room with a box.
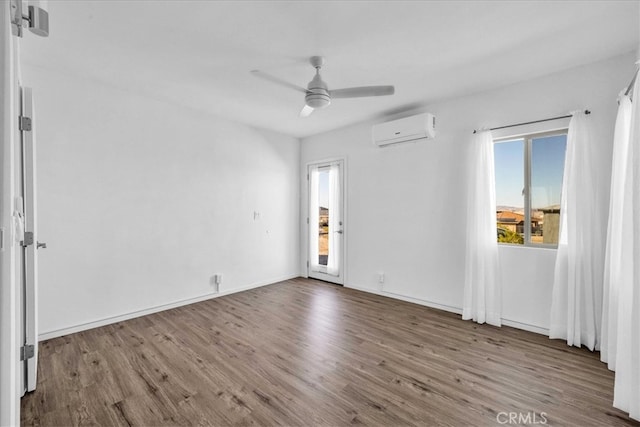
[2,0,640,425]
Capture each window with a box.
[494,131,567,246]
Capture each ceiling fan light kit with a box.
[252,56,395,117]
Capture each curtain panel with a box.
[549,111,604,351]
[463,130,501,327]
[308,168,320,271]
[609,70,640,421]
[601,94,632,368]
[326,164,341,277]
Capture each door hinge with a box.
[19,115,32,131]
[306,217,309,224]
[10,0,23,37]
[22,231,34,247]
[306,260,309,268]
[20,344,34,361]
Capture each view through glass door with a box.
[308,160,344,285]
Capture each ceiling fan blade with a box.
[330,85,395,98]
[251,70,308,94]
[300,105,314,118]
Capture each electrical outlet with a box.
[209,276,219,293]
[210,274,222,292]
[379,272,385,283]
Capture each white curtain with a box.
[326,164,341,276]
[309,168,320,271]
[463,130,501,327]
[601,94,632,368]
[610,71,640,421]
[550,111,604,351]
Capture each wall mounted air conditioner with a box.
[372,113,436,147]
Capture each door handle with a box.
[335,230,343,234]
[37,242,47,249]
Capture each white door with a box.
[21,86,41,393]
[308,160,344,285]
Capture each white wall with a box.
[301,52,636,333]
[20,65,301,339]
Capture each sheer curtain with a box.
[309,168,320,271]
[601,94,632,368]
[610,70,640,421]
[550,111,604,351]
[463,130,501,327]
[326,164,340,276]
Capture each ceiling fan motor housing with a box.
[306,73,331,109]
[305,90,330,109]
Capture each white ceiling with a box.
[21,1,639,138]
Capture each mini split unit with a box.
[373,113,436,146]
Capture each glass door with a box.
[308,160,344,285]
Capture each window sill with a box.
[498,243,558,251]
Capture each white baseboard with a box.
[38,273,300,341]
[345,284,549,336]
[501,319,549,336]
[345,284,463,315]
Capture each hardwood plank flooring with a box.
[21,278,638,426]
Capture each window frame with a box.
[494,129,568,249]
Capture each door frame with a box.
[304,157,347,285]
[20,86,38,393]
[1,3,21,422]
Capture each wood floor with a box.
[22,278,638,426]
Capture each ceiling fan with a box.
[251,56,395,117]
